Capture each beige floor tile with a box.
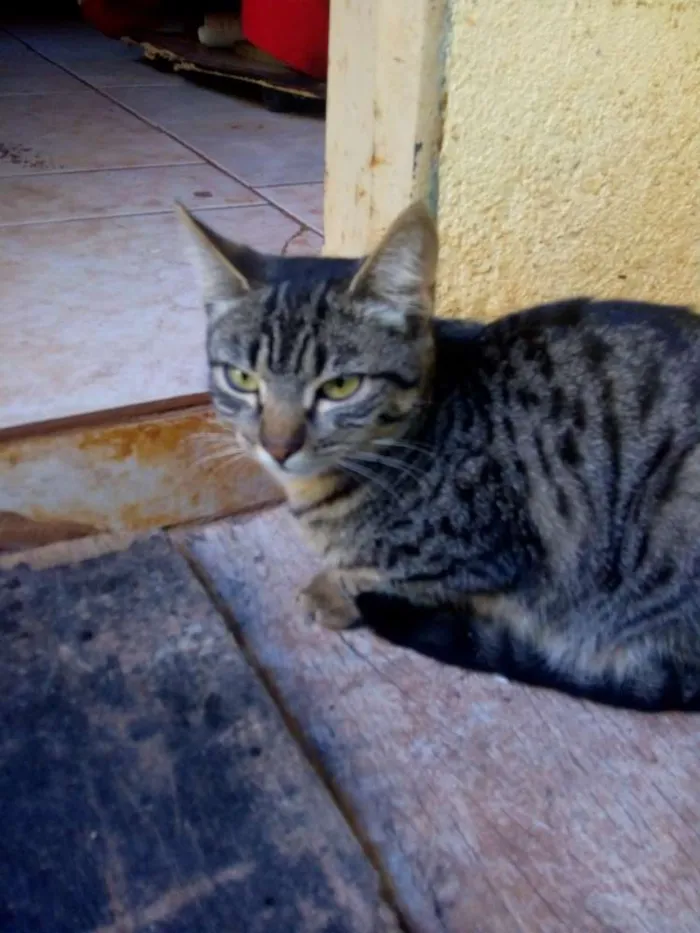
[259,183,324,233]
[105,83,263,127]
[281,226,323,256]
[0,164,261,226]
[105,85,325,186]
[6,21,131,60]
[45,43,183,88]
[4,21,188,87]
[0,89,200,176]
[67,57,183,88]
[0,52,85,96]
[200,206,323,256]
[0,32,33,58]
[0,206,321,430]
[181,124,325,187]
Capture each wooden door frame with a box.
[323,0,447,257]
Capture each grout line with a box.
[253,187,323,236]
[253,190,323,236]
[0,201,268,230]
[0,83,181,96]
[5,31,323,235]
[255,181,323,190]
[0,161,202,179]
[0,92,89,98]
[0,161,204,182]
[86,82,185,88]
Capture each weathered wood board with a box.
[0,536,391,932]
[183,510,700,933]
[0,406,280,551]
[323,0,445,256]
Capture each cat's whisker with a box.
[371,437,437,459]
[191,427,236,439]
[191,450,248,470]
[373,435,433,450]
[192,427,236,442]
[190,434,247,461]
[192,431,244,449]
[192,448,246,467]
[193,439,239,454]
[175,457,247,492]
[191,444,244,463]
[165,449,251,501]
[353,451,427,486]
[338,458,404,504]
[196,427,234,439]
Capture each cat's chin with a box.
[254,447,336,484]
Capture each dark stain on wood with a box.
[0,537,386,932]
[0,510,99,552]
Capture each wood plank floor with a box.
[182,510,700,933]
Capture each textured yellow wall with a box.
[436,0,699,321]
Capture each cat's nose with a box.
[259,421,307,465]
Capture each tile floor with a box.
[0,18,324,432]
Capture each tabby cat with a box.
[178,201,700,711]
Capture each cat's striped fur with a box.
[179,202,700,711]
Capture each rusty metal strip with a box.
[0,405,280,551]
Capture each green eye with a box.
[225,367,260,393]
[320,375,362,401]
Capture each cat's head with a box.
[178,202,438,483]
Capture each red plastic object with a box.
[80,0,162,38]
[241,0,329,81]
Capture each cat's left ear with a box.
[175,201,265,306]
[349,202,438,328]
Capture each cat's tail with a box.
[356,594,700,713]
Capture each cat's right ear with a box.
[348,202,438,328]
[175,202,264,305]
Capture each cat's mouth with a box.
[220,423,346,481]
[253,443,339,482]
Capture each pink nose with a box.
[259,422,306,464]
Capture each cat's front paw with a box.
[299,572,359,630]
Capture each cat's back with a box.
[437,298,700,406]
[434,297,700,375]
[488,297,700,363]
[484,296,698,353]
[432,298,700,540]
[433,299,700,435]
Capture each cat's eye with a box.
[319,375,362,401]
[225,366,260,393]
